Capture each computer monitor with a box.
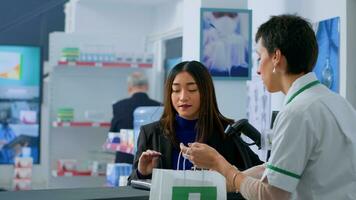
[0,45,42,164]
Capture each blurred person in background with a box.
[110,71,161,164]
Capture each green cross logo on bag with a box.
[172,186,217,200]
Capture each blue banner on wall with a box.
[313,17,340,93]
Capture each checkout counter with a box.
[0,186,149,200]
[0,186,245,200]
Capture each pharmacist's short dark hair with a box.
[255,14,318,74]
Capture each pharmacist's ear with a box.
[272,49,281,67]
[272,48,286,72]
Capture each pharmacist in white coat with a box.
[180,14,356,199]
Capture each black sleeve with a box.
[128,126,152,183]
[235,136,264,169]
[109,104,118,132]
[246,146,264,166]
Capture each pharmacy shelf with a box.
[48,63,133,189]
[51,170,105,177]
[52,121,110,128]
[102,143,134,154]
[57,61,152,68]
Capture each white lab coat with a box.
[263,72,356,199]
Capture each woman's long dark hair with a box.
[160,61,233,147]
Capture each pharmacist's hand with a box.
[138,150,161,176]
[180,142,226,172]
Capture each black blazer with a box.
[110,92,161,132]
[128,121,263,182]
[109,92,161,163]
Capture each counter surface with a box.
[0,186,149,200]
[0,186,244,200]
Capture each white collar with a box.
[283,72,318,105]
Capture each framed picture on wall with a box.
[200,8,252,79]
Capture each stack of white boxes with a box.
[12,157,33,190]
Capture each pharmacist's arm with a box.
[234,168,290,200]
[181,143,291,200]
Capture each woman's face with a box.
[256,38,281,92]
[171,71,201,120]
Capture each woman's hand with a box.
[138,149,161,176]
[180,142,228,173]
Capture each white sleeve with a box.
[264,108,316,192]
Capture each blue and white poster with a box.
[200,8,252,79]
[313,17,340,93]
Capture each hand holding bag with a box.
[149,151,227,200]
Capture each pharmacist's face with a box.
[171,71,200,120]
[256,38,281,93]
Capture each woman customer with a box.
[129,60,262,182]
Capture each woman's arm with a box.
[128,125,162,183]
[128,126,152,181]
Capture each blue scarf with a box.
[172,115,197,170]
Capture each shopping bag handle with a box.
[177,148,198,171]
[177,150,187,170]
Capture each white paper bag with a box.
[149,168,226,200]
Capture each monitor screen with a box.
[0,45,41,164]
